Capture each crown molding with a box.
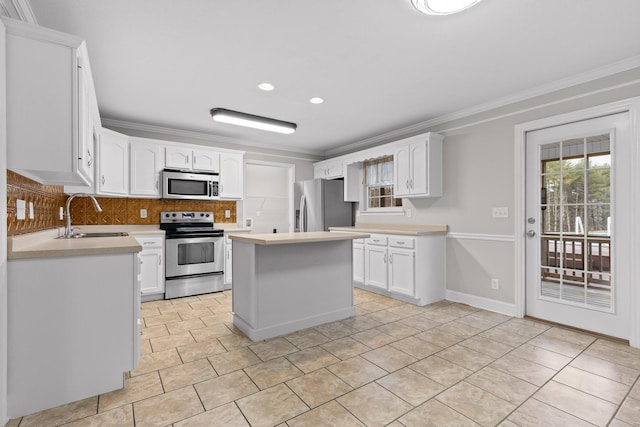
[0,0,37,23]
[101,118,325,160]
[324,54,640,157]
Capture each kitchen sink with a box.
[58,232,130,239]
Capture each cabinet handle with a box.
[193,156,197,165]
[102,175,105,185]
[155,180,159,190]
[406,180,409,189]
[410,179,413,189]
[87,149,93,167]
[185,156,189,165]
[144,241,154,245]
[397,241,405,245]
[158,255,161,265]
[384,253,387,263]
[389,254,393,264]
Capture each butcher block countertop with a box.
[329,223,448,236]
[229,231,370,246]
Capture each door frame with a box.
[514,97,640,348]
[242,159,296,232]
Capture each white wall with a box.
[244,163,292,233]
[356,67,640,307]
[1,18,9,427]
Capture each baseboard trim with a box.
[446,290,517,317]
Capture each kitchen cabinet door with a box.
[394,144,412,197]
[388,248,415,297]
[165,146,191,169]
[353,242,365,283]
[192,149,220,173]
[220,152,244,199]
[365,245,387,290]
[5,20,96,185]
[139,247,164,295]
[130,140,163,197]
[97,128,129,195]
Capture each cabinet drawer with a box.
[352,238,365,244]
[135,236,163,248]
[366,235,388,246]
[389,236,415,249]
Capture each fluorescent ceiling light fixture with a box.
[309,97,324,104]
[258,82,275,91]
[411,0,483,15]
[210,108,297,134]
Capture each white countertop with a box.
[229,231,370,245]
[329,223,448,236]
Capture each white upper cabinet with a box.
[5,19,98,185]
[313,160,343,179]
[165,146,220,173]
[97,128,129,196]
[219,152,244,199]
[394,133,443,198]
[130,139,164,197]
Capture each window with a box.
[364,156,402,211]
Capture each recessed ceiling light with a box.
[310,97,324,104]
[258,83,275,91]
[210,108,297,134]
[411,0,483,15]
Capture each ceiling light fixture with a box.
[210,108,297,134]
[309,97,324,104]
[411,0,483,15]
[258,82,275,91]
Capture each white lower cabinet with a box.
[134,235,165,299]
[355,232,445,305]
[352,239,365,283]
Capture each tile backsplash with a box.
[6,170,236,236]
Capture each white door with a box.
[525,112,631,339]
[192,149,220,173]
[98,129,129,195]
[244,161,293,233]
[130,141,162,197]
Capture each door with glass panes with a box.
[525,113,631,339]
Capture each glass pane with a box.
[393,198,403,207]
[588,241,611,273]
[541,142,560,166]
[561,205,585,234]
[588,153,611,169]
[562,138,584,161]
[562,172,584,205]
[563,239,585,270]
[369,197,380,208]
[542,173,561,205]
[586,205,610,235]
[587,169,610,204]
[178,242,214,265]
[542,205,561,233]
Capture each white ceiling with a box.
[27,0,640,156]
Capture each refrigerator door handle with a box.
[300,195,306,232]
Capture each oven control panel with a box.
[160,211,214,224]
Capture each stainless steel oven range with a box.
[160,211,224,299]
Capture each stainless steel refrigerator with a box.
[294,179,353,232]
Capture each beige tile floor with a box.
[7,288,640,427]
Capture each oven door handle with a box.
[166,236,223,243]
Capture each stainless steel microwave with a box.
[162,170,219,200]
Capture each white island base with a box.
[231,232,368,341]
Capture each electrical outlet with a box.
[16,199,26,220]
[225,210,231,218]
[59,207,64,220]
[492,207,509,218]
[140,209,147,218]
[28,202,34,219]
[491,278,500,290]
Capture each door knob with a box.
[526,230,536,238]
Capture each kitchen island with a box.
[230,231,369,341]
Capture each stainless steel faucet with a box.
[63,193,103,238]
